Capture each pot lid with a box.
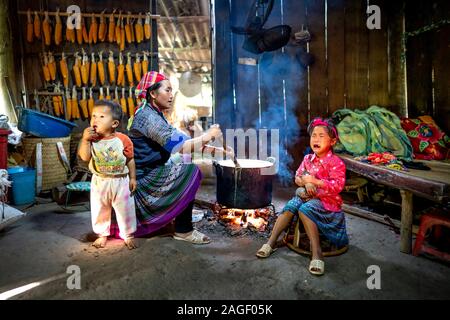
[218,159,273,168]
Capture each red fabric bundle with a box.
[400,116,449,160]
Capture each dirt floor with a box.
[0,182,449,300]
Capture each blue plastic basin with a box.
[17,107,77,138]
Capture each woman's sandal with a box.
[173,230,211,245]
[256,243,277,258]
[309,259,325,276]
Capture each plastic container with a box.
[0,128,11,169]
[17,107,77,138]
[7,167,36,205]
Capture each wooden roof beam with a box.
[158,0,185,48]
[171,0,194,47]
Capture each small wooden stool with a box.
[413,212,450,262]
[344,177,369,203]
[283,219,348,257]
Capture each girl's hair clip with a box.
[308,117,339,139]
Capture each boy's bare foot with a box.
[124,238,138,250]
[92,236,107,248]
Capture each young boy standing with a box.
[78,100,137,250]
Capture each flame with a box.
[219,208,270,231]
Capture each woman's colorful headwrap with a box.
[127,71,168,129]
[135,71,168,99]
[307,117,339,140]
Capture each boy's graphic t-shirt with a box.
[89,132,134,177]
[296,150,346,212]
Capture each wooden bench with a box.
[338,153,450,254]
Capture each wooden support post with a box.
[400,189,413,253]
[293,220,301,248]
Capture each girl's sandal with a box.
[309,259,325,276]
[256,244,277,258]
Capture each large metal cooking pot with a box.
[213,158,276,209]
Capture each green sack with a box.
[332,106,413,160]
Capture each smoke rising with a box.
[252,49,304,185]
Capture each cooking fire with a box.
[213,203,275,232]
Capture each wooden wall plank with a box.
[307,0,328,118]
[386,0,405,115]
[405,0,433,118]
[259,0,285,130]
[327,0,346,114]
[368,0,389,108]
[344,0,369,109]
[230,0,259,130]
[257,0,296,182]
[213,0,234,130]
[284,0,308,171]
[431,0,450,133]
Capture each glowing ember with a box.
[214,203,273,232]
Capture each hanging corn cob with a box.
[26,9,33,43]
[42,53,51,82]
[128,87,135,117]
[47,52,57,81]
[117,52,125,87]
[54,8,62,45]
[34,11,41,39]
[65,88,72,120]
[130,16,136,43]
[90,53,97,86]
[97,51,106,85]
[71,86,80,120]
[142,51,149,74]
[144,12,151,40]
[80,87,89,119]
[82,17,89,43]
[120,16,126,51]
[43,11,52,46]
[125,12,133,44]
[88,87,95,116]
[52,85,62,117]
[59,52,69,88]
[66,16,76,43]
[85,50,90,75]
[73,52,82,87]
[126,52,133,86]
[106,86,111,100]
[108,10,116,43]
[114,87,119,104]
[108,51,116,84]
[76,17,83,45]
[98,10,107,42]
[81,51,89,86]
[115,12,122,46]
[99,87,105,100]
[89,13,98,44]
[120,88,128,114]
[135,13,144,44]
[134,53,142,83]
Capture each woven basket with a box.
[70,133,81,163]
[22,136,71,191]
[69,133,88,169]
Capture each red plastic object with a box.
[413,212,450,261]
[0,129,11,169]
